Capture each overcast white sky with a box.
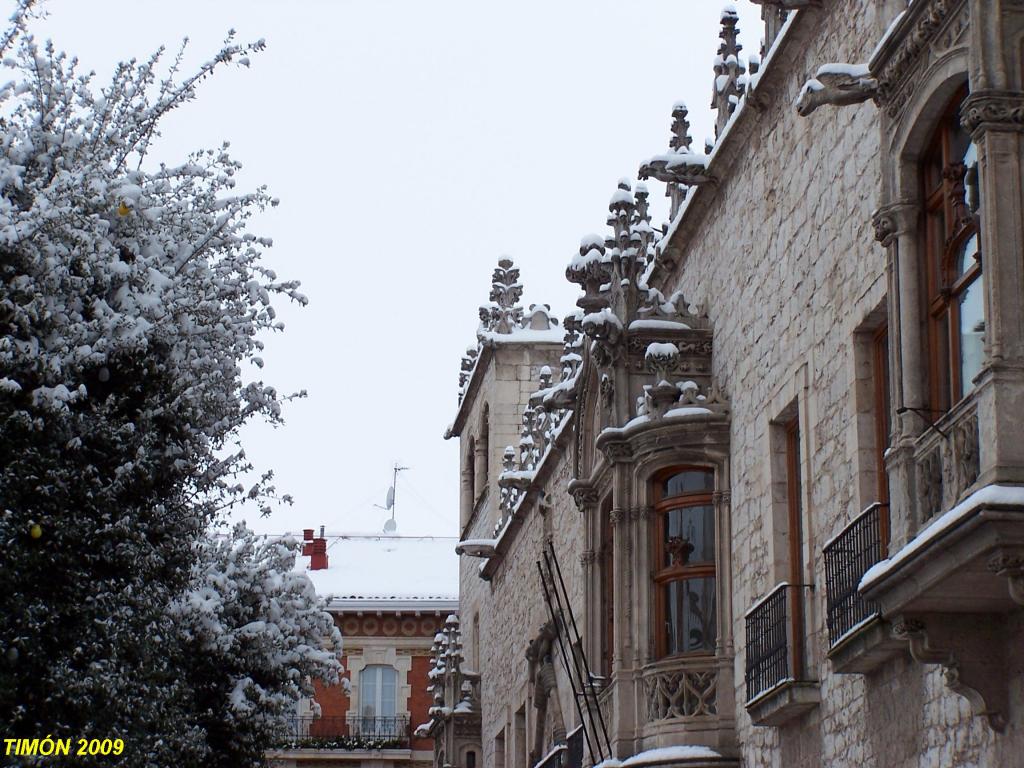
[27,0,763,538]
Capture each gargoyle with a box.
[796,64,877,117]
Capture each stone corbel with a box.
[595,433,633,464]
[871,200,916,248]
[987,551,1024,607]
[892,617,1009,732]
[567,480,598,512]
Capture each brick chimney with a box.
[302,525,329,570]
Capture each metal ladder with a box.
[537,541,612,767]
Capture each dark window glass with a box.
[662,470,714,498]
[663,577,717,654]
[664,504,715,566]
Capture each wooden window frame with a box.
[652,466,716,659]
[921,87,983,412]
[872,324,892,555]
[783,419,806,679]
[599,495,614,677]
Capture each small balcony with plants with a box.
[271,714,411,755]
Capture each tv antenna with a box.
[379,463,409,533]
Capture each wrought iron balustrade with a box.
[823,502,888,646]
[276,714,410,750]
[744,583,810,703]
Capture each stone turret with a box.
[446,257,563,533]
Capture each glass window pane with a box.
[662,470,714,498]
[663,577,717,654]
[380,667,397,717]
[959,276,985,394]
[957,233,979,279]
[361,667,378,718]
[664,505,715,566]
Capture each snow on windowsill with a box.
[859,484,1024,591]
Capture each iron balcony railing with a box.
[744,583,811,703]
[533,744,567,768]
[823,502,889,647]
[277,715,411,750]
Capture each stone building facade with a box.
[437,2,1024,767]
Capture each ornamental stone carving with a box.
[987,551,1024,606]
[872,201,916,247]
[960,90,1024,136]
[644,666,718,720]
[874,0,960,120]
[796,65,877,117]
[891,617,1009,732]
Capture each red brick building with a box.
[268,529,459,768]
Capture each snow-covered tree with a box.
[0,3,336,764]
[170,525,343,768]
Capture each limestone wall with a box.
[653,1,1024,766]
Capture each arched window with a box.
[922,89,983,411]
[360,664,398,725]
[653,468,716,657]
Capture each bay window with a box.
[653,467,717,657]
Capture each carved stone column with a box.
[460,462,474,530]
[873,200,921,547]
[961,89,1024,485]
[473,442,488,504]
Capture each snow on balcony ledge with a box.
[859,484,1024,592]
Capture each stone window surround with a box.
[345,643,414,722]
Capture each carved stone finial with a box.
[712,6,745,138]
[639,103,715,189]
[479,258,525,335]
[566,233,611,314]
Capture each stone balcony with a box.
[858,403,1024,731]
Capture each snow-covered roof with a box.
[296,534,459,610]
